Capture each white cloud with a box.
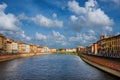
[20,31,31,40]
[52,31,66,45]
[35,32,47,40]
[31,14,63,28]
[70,15,78,22]
[0,3,31,41]
[26,36,31,41]
[69,30,97,46]
[52,13,57,18]
[0,3,19,31]
[34,31,68,47]
[0,3,7,12]
[104,26,113,32]
[68,0,86,14]
[18,13,63,28]
[68,0,114,33]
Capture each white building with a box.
[26,44,30,53]
[65,48,76,52]
[12,41,18,53]
[41,46,50,53]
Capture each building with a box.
[97,35,107,56]
[37,46,42,53]
[93,43,98,54]
[30,44,38,53]
[25,44,30,53]
[96,34,120,57]
[41,46,50,53]
[86,45,93,54]
[76,46,85,53]
[18,42,26,53]
[33,45,37,53]
[11,41,18,53]
[0,34,5,53]
[4,38,12,54]
[105,34,120,57]
[65,48,76,52]
[30,44,34,53]
[50,48,57,52]
[116,34,120,57]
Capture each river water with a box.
[0,54,118,80]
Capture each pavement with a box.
[79,53,120,71]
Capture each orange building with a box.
[37,46,42,53]
[93,43,98,54]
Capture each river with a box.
[0,54,118,80]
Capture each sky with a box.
[0,0,120,48]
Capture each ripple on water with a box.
[0,54,118,80]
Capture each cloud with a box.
[34,31,68,48]
[0,3,19,31]
[52,13,57,18]
[101,0,120,7]
[67,0,114,33]
[35,32,47,40]
[52,31,66,45]
[19,13,63,28]
[0,3,31,41]
[69,29,97,46]
[68,0,86,14]
[31,14,63,28]
[70,15,78,22]
[0,3,7,12]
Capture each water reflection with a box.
[0,54,118,80]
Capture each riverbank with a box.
[0,53,52,62]
[78,53,120,77]
[53,52,76,55]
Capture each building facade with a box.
[4,38,12,54]
[76,46,85,54]
[93,43,98,54]
[0,34,5,53]
[41,46,50,53]
[11,41,18,53]
[50,48,57,52]
[25,44,30,53]
[86,45,93,54]
[37,46,42,53]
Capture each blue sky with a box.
[0,0,120,48]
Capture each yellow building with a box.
[30,44,34,53]
[50,48,57,52]
[0,34,5,53]
[37,46,42,53]
[116,34,120,57]
[18,42,26,53]
[30,44,37,53]
[97,34,120,57]
[4,38,12,53]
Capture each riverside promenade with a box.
[0,53,52,62]
[79,53,120,77]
